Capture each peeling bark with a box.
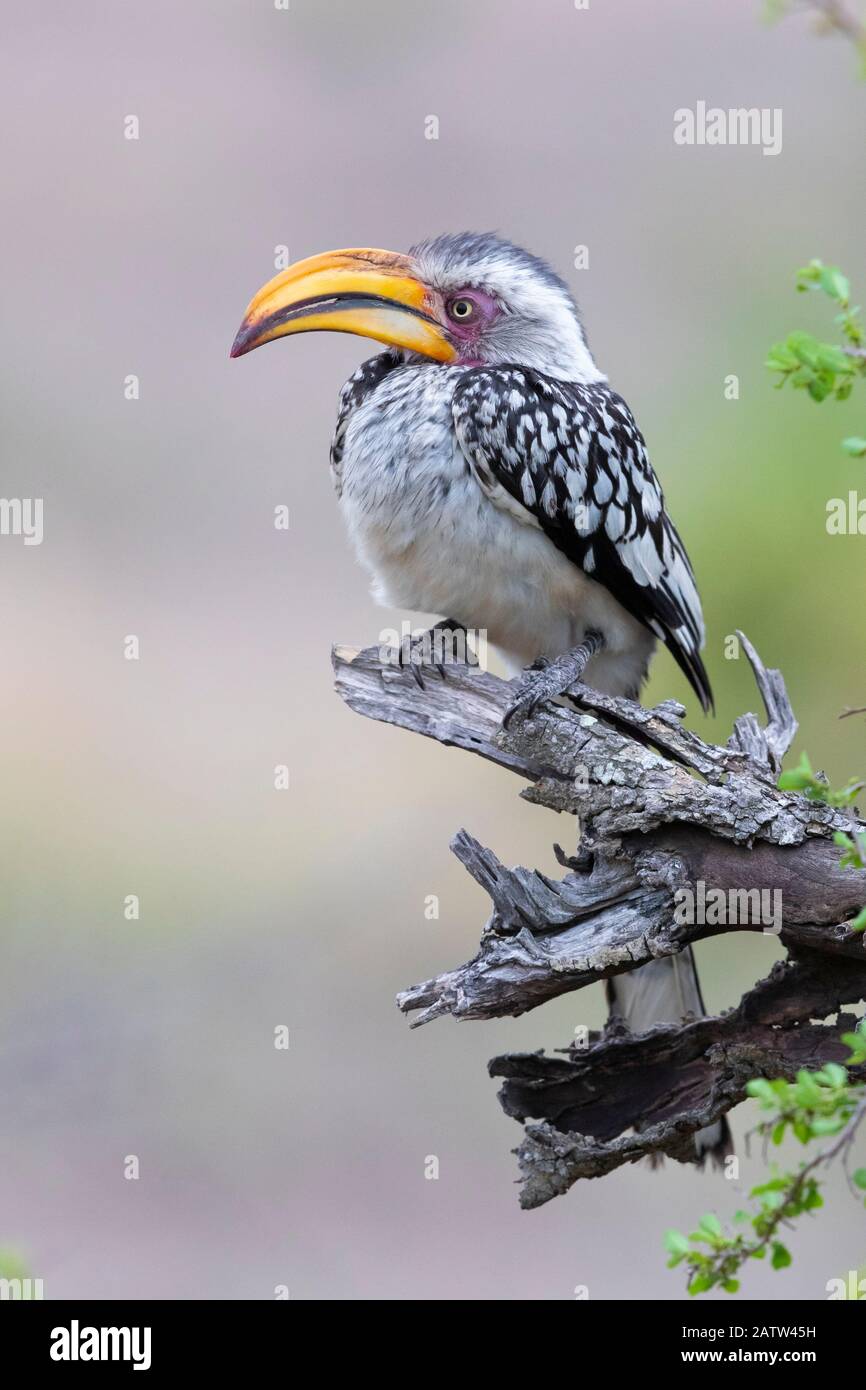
[332,634,866,1204]
[492,958,866,1207]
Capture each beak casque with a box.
[230,248,456,362]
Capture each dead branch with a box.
[332,634,866,1204]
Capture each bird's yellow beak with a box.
[230,247,456,362]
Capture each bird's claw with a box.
[502,677,548,729]
[397,632,449,688]
[501,637,602,729]
[501,656,555,726]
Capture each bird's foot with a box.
[396,619,469,688]
[503,631,605,728]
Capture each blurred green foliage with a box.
[0,1245,34,1292]
[763,0,866,79]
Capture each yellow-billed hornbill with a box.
[231,232,728,1164]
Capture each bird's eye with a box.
[449,298,475,321]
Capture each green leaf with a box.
[828,780,865,809]
[793,1118,812,1144]
[751,1177,790,1196]
[688,1273,714,1296]
[771,1242,792,1269]
[852,1170,866,1191]
[795,260,823,288]
[698,1213,723,1240]
[811,1114,846,1136]
[839,842,866,869]
[849,905,866,933]
[842,437,866,458]
[786,331,822,368]
[746,1077,778,1103]
[818,265,850,304]
[664,1229,690,1256]
[795,1068,824,1101]
[821,1062,848,1088]
[765,343,800,372]
[807,375,833,402]
[722,1279,741,1294]
[778,752,816,794]
[814,344,851,373]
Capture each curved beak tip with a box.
[229,325,253,359]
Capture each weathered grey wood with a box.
[332,636,866,1199]
[492,955,866,1206]
[333,642,851,845]
[727,630,798,774]
[395,830,866,1026]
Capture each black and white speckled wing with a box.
[452,367,713,711]
[330,350,402,497]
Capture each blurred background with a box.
[0,0,864,1300]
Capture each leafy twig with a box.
[766,261,866,455]
[666,1027,866,1294]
